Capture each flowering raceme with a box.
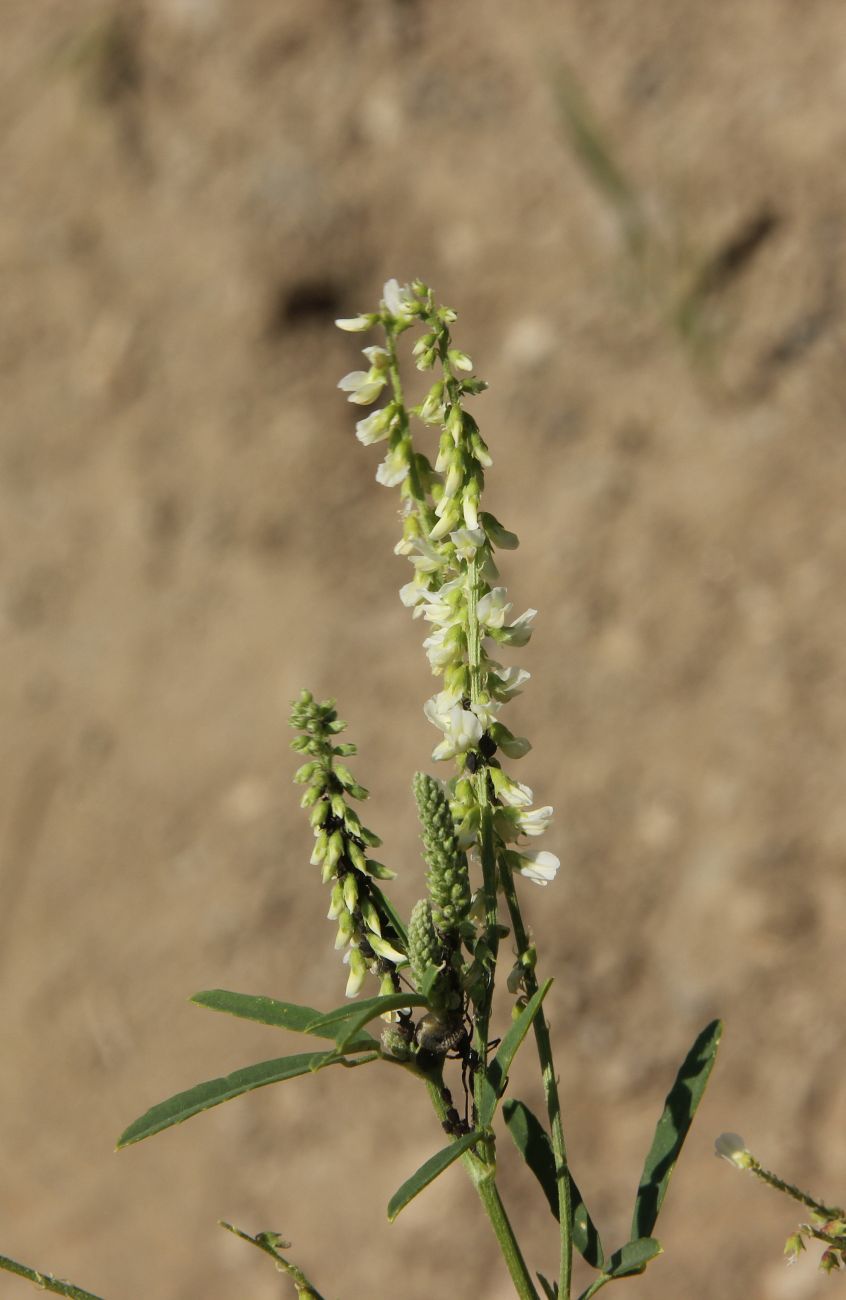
[336,279,559,890]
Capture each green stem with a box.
[0,1254,104,1300]
[500,857,573,1300]
[385,325,429,510]
[466,552,501,1146]
[749,1162,844,1220]
[426,1082,539,1300]
[219,1222,326,1298]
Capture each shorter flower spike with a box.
[413,772,471,933]
[290,691,406,998]
[408,899,442,985]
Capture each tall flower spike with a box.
[290,691,406,997]
[337,282,560,891]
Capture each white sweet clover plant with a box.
[2,281,728,1300]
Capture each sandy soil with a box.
[3,2,846,1297]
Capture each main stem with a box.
[500,859,573,1300]
[426,1082,539,1300]
[387,321,538,1299]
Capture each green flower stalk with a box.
[337,280,573,1297]
[715,1133,846,1272]
[290,691,406,997]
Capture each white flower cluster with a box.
[336,280,559,888]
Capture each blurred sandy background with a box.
[3,2,846,1297]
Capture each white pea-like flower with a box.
[495,608,537,646]
[489,768,534,807]
[335,314,374,332]
[514,805,554,837]
[511,849,560,886]
[375,445,410,487]
[490,665,531,700]
[449,527,485,560]
[382,278,415,319]
[343,948,368,998]
[424,693,483,760]
[422,625,460,671]
[337,370,387,406]
[468,696,500,729]
[398,577,429,610]
[405,537,448,573]
[448,348,473,372]
[355,406,394,445]
[477,587,513,630]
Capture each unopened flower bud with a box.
[342,873,358,913]
[714,1133,754,1169]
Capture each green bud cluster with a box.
[290,690,406,997]
[405,898,454,1016]
[413,771,471,933]
[408,899,441,985]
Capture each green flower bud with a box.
[342,873,358,914]
[335,911,354,950]
[360,897,382,936]
[714,1133,754,1169]
[363,858,396,880]
[368,934,406,964]
[328,882,344,920]
[309,801,329,829]
[347,840,367,872]
[326,831,344,871]
[309,830,328,866]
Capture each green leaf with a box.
[631,1019,723,1240]
[418,964,443,1002]
[576,1239,662,1300]
[369,882,409,948]
[306,993,428,1050]
[117,1049,375,1149]
[387,1130,483,1221]
[605,1237,662,1278]
[504,1099,605,1270]
[191,989,376,1048]
[537,1274,558,1300]
[478,980,552,1127]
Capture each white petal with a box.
[515,850,560,886]
[335,315,372,332]
[382,278,404,315]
